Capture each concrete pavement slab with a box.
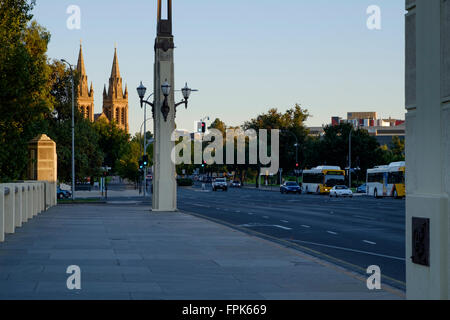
[0,203,404,300]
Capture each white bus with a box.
[366,161,406,198]
[302,166,346,194]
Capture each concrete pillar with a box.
[27,185,33,220]
[15,185,23,228]
[22,185,28,223]
[4,184,15,234]
[152,5,177,212]
[405,0,450,299]
[0,185,4,242]
[32,185,38,217]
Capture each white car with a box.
[329,185,353,198]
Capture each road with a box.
[103,182,406,290]
[177,184,406,290]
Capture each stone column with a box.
[28,134,57,207]
[405,0,450,299]
[152,0,177,212]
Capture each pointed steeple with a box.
[103,84,107,97]
[110,47,121,79]
[77,43,86,76]
[89,82,94,97]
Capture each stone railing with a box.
[0,181,56,242]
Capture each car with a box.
[280,181,302,194]
[356,184,367,193]
[230,180,241,188]
[212,178,228,191]
[57,187,71,200]
[329,185,353,198]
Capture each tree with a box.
[243,104,311,185]
[317,123,385,181]
[93,118,130,173]
[0,1,53,181]
[116,137,142,183]
[390,136,405,161]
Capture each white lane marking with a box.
[281,220,289,223]
[239,223,292,231]
[301,225,311,228]
[353,215,376,221]
[248,213,254,215]
[193,204,209,207]
[363,240,377,245]
[288,239,404,261]
[327,231,338,235]
[235,210,241,213]
[273,225,293,231]
[262,216,269,219]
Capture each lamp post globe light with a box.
[136,81,154,198]
[60,59,76,201]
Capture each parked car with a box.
[356,184,367,193]
[212,178,228,192]
[230,180,241,188]
[57,187,71,200]
[329,185,353,198]
[280,181,302,194]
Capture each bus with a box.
[302,166,346,194]
[366,161,405,198]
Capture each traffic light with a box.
[139,159,144,170]
[201,160,206,168]
[143,155,149,167]
[296,163,299,168]
[201,122,206,133]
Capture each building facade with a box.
[76,45,129,133]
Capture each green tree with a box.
[390,136,405,161]
[0,0,53,181]
[243,104,311,185]
[317,123,386,182]
[93,118,130,173]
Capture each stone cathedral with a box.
[76,44,129,133]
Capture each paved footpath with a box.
[0,204,404,300]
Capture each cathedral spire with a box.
[110,47,121,79]
[77,43,86,76]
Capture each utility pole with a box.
[61,59,76,201]
[348,129,352,189]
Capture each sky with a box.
[32,0,406,136]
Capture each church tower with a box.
[76,44,95,122]
[103,48,129,133]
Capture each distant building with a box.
[309,111,405,146]
[76,44,129,133]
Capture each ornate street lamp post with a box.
[137,0,197,211]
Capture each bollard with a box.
[32,185,38,217]
[27,185,33,220]
[0,185,4,242]
[22,185,29,223]
[15,185,23,227]
[4,185,15,234]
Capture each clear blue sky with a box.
[33,0,405,135]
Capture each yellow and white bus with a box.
[366,161,405,198]
[302,166,346,194]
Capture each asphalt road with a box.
[177,184,406,290]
